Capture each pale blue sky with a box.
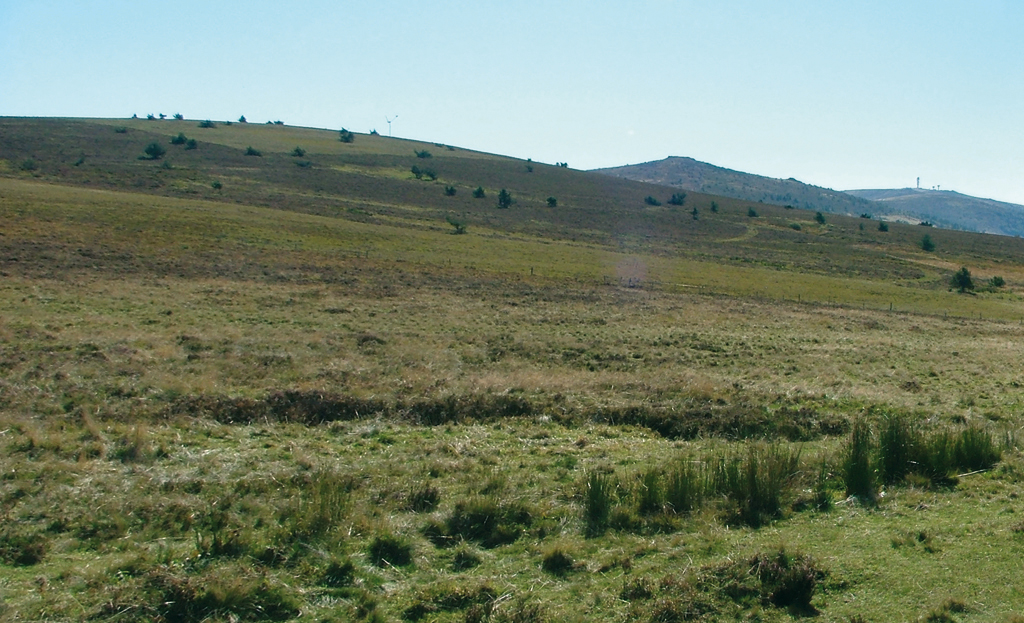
[2,1,1023,204]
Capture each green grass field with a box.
[1,118,1024,622]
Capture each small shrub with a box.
[748,207,758,217]
[950,267,974,293]
[368,532,413,567]
[860,213,873,219]
[211,181,223,189]
[878,221,889,232]
[411,165,423,179]
[198,119,216,128]
[238,115,247,123]
[444,185,457,196]
[921,234,935,252]
[114,126,128,133]
[423,169,437,181]
[541,546,576,576]
[446,216,467,235]
[143,142,166,160]
[990,275,1006,288]
[339,128,355,143]
[19,158,36,171]
[790,223,802,231]
[815,211,826,224]
[710,201,718,213]
[473,186,486,199]
[291,146,306,157]
[170,132,187,145]
[668,192,687,206]
[415,149,432,158]
[547,196,557,207]
[184,138,197,150]
[173,113,183,120]
[244,146,262,157]
[497,189,513,209]
[644,195,662,206]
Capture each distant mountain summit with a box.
[594,156,1024,237]
[592,156,876,216]
[844,188,1024,237]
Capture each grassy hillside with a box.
[592,156,878,217]
[2,118,1024,622]
[847,188,1024,236]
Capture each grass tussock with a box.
[584,444,803,531]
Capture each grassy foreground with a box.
[1,120,1024,622]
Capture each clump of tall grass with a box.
[584,444,802,532]
[583,472,615,537]
[429,496,533,548]
[712,444,802,526]
[843,419,876,502]
[105,564,301,623]
[368,532,414,567]
[878,412,919,484]
[867,412,1002,488]
[637,468,664,515]
[665,459,707,514]
[291,468,354,540]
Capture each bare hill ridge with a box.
[592,156,876,215]
[846,187,1024,236]
[596,156,1024,237]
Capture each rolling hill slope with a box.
[3,117,1023,307]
